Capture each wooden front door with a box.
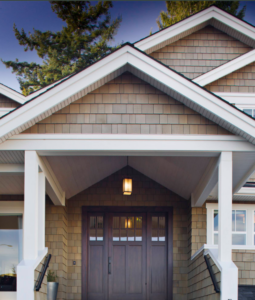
[82,207,173,300]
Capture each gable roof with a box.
[0,44,254,145]
[134,5,255,54]
[193,49,255,86]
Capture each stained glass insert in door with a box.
[89,216,103,241]
[151,216,166,242]
[112,216,142,241]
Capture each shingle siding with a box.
[205,62,255,93]
[0,93,19,108]
[22,72,232,135]
[150,26,252,79]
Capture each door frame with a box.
[82,206,173,300]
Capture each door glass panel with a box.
[89,216,103,241]
[121,229,127,241]
[136,229,142,241]
[128,229,135,241]
[152,216,166,242]
[136,217,142,229]
[112,216,142,241]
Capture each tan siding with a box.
[188,252,220,300]
[0,94,19,108]
[34,256,47,300]
[45,203,68,300]
[205,62,255,93]
[22,72,232,135]
[233,250,255,285]
[150,26,252,80]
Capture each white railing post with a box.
[218,151,238,300]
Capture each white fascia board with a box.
[0,46,255,145]
[236,187,255,195]
[214,93,255,105]
[1,134,255,153]
[0,108,15,117]
[135,6,255,53]
[191,156,219,207]
[194,49,255,86]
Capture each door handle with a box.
[108,257,111,274]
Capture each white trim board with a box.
[214,93,255,105]
[0,107,15,117]
[194,49,255,86]
[134,6,255,54]
[0,46,255,145]
[1,134,255,153]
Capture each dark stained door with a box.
[82,207,173,300]
[108,213,146,300]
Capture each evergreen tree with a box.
[157,1,246,30]
[2,1,122,95]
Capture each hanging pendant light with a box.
[123,157,132,195]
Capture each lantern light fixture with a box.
[123,157,132,196]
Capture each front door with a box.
[82,207,173,300]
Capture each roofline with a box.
[134,5,255,53]
[0,44,254,145]
[193,49,255,86]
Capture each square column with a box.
[218,151,238,300]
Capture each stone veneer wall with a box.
[45,201,68,300]
[205,62,255,93]
[188,251,220,300]
[22,72,231,135]
[149,26,251,80]
[0,94,19,108]
[34,257,47,300]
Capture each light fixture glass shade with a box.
[123,178,132,195]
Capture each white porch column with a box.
[38,172,46,251]
[218,151,238,300]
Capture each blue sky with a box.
[0,1,255,93]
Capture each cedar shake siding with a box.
[0,93,19,108]
[34,257,47,300]
[149,26,252,80]
[22,72,232,135]
[205,62,255,93]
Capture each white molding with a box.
[0,107,15,117]
[0,46,255,145]
[0,201,24,214]
[194,49,255,86]
[1,134,255,153]
[237,187,255,195]
[214,93,255,105]
[135,6,255,53]
[191,156,219,207]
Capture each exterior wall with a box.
[45,201,68,300]
[45,167,190,300]
[34,257,47,300]
[150,26,251,80]
[22,72,231,135]
[188,251,220,300]
[233,250,255,285]
[205,62,255,93]
[190,207,207,257]
[0,94,19,108]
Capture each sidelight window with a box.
[112,216,142,241]
[152,216,166,242]
[89,216,104,241]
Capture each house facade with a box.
[0,6,255,300]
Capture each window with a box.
[112,216,142,241]
[0,215,23,292]
[213,210,246,246]
[254,211,255,245]
[243,109,255,118]
[152,216,166,242]
[89,216,103,241]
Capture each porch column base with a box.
[220,261,238,300]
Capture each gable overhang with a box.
[134,6,255,54]
[0,45,255,144]
[193,49,255,86]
